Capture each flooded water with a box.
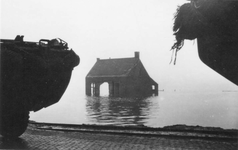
[30,91,238,129]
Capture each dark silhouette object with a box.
[86,52,158,97]
[0,137,28,149]
[14,35,24,42]
[171,0,238,85]
[0,35,80,138]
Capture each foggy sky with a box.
[1,0,238,93]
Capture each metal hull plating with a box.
[0,37,79,138]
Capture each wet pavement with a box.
[0,124,237,150]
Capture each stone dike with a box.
[29,121,238,141]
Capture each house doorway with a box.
[100,82,109,97]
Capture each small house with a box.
[85,52,158,97]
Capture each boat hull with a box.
[197,36,238,86]
[0,37,80,138]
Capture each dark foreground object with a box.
[0,36,79,138]
[0,123,237,150]
[172,0,238,85]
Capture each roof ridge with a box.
[87,57,140,77]
[98,57,137,61]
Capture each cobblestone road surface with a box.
[0,127,237,150]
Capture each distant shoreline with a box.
[222,90,238,92]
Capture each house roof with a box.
[86,57,140,77]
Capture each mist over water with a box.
[30,91,238,129]
[2,0,238,131]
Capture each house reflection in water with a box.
[85,96,157,126]
[86,52,158,97]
